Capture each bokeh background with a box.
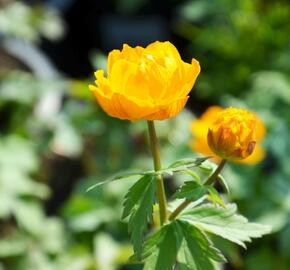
[0,0,290,269]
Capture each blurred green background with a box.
[0,0,290,269]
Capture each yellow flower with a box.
[89,41,200,120]
[190,106,266,164]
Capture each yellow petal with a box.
[145,41,181,70]
[200,106,223,121]
[109,59,137,93]
[89,41,200,121]
[178,59,201,96]
[107,49,121,75]
[92,88,161,120]
[190,137,221,163]
[191,120,209,139]
[165,60,200,100]
[146,96,189,120]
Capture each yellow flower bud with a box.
[89,41,200,120]
[191,106,266,164]
[207,107,261,161]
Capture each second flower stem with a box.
[147,121,167,225]
[205,159,227,185]
[169,159,227,221]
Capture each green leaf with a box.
[143,223,178,270]
[122,175,154,219]
[180,204,271,248]
[122,175,156,259]
[86,170,147,192]
[174,181,225,207]
[141,220,225,270]
[206,186,226,208]
[87,157,210,192]
[174,181,208,201]
[217,175,230,193]
[182,170,201,183]
[176,220,226,270]
[160,157,210,176]
[198,161,215,173]
[168,157,210,169]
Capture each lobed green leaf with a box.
[86,170,147,192]
[143,223,178,270]
[179,203,272,248]
[122,175,156,259]
[174,181,208,201]
[176,220,226,269]
[173,181,225,209]
[142,220,225,270]
[87,157,210,192]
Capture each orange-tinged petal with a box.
[113,93,157,120]
[91,87,125,118]
[93,70,113,96]
[238,144,266,165]
[146,96,189,120]
[207,108,259,161]
[190,106,266,165]
[92,89,160,120]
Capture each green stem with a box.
[147,120,167,225]
[169,159,227,221]
[169,200,191,221]
[204,159,227,185]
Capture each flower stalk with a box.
[205,159,227,185]
[147,120,167,225]
[169,159,227,221]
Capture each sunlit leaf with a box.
[180,204,271,248]
[143,223,178,270]
[206,186,226,208]
[142,220,225,270]
[176,220,226,269]
[87,157,210,192]
[217,174,230,193]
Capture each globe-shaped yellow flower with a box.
[89,41,200,120]
[205,107,265,162]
